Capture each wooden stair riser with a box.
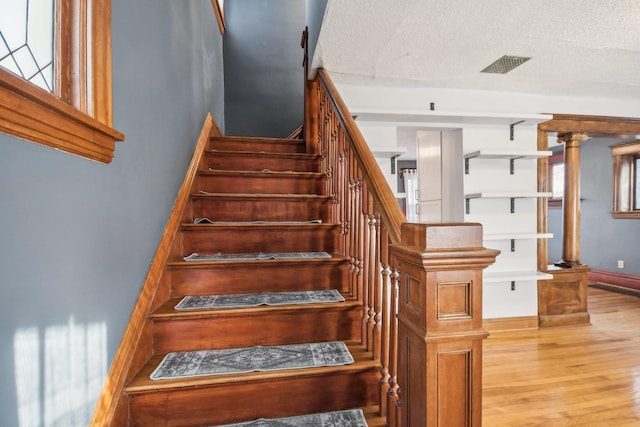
[189,195,331,222]
[151,305,361,353]
[205,151,320,172]
[169,260,350,296]
[127,368,380,426]
[196,172,324,195]
[210,137,305,153]
[179,225,340,254]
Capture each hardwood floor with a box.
[483,286,640,426]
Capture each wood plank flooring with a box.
[483,286,640,426]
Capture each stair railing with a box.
[306,68,500,426]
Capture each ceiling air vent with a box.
[481,55,531,74]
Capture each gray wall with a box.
[223,0,325,137]
[548,138,640,276]
[0,1,224,425]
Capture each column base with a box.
[538,264,591,328]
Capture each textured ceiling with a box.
[312,0,640,99]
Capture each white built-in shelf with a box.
[484,233,553,252]
[484,270,553,284]
[370,147,406,158]
[464,150,552,174]
[352,108,551,127]
[465,192,552,214]
[484,232,553,240]
[465,192,553,199]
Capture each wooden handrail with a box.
[307,67,499,426]
[315,69,406,244]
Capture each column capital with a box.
[557,132,589,147]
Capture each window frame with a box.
[612,140,640,219]
[211,0,225,34]
[548,151,564,209]
[0,0,123,164]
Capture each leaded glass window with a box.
[0,0,55,92]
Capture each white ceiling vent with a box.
[481,55,531,74]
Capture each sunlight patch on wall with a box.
[14,317,107,427]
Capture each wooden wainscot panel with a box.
[437,279,472,321]
[433,344,476,427]
[538,265,591,328]
[403,272,426,327]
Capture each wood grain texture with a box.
[125,342,379,426]
[150,299,362,353]
[539,265,591,328]
[483,316,539,332]
[536,128,549,271]
[391,223,499,427]
[90,114,218,426]
[0,2,123,163]
[484,287,640,426]
[539,114,640,134]
[179,223,339,254]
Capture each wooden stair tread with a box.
[125,341,377,394]
[180,222,337,230]
[151,296,359,319]
[362,406,388,427]
[201,169,322,178]
[211,136,305,145]
[168,254,347,267]
[191,192,327,199]
[207,149,318,159]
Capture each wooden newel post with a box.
[390,223,499,427]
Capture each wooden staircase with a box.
[121,133,387,425]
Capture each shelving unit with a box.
[484,270,553,283]
[459,119,553,323]
[464,150,552,174]
[484,232,553,252]
[464,192,552,214]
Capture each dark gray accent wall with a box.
[223,0,324,137]
[547,138,640,275]
[0,1,223,425]
[306,0,328,67]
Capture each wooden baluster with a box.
[387,265,400,427]
[360,181,371,349]
[354,159,363,301]
[373,213,383,360]
[355,170,365,315]
[348,153,358,298]
[328,114,337,223]
[338,131,348,256]
[378,223,391,417]
[366,197,378,352]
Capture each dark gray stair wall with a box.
[223,0,327,138]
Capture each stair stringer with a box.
[90,113,222,426]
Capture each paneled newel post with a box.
[390,223,499,427]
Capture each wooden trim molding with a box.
[539,114,640,134]
[90,114,220,426]
[611,140,640,218]
[588,268,640,291]
[483,316,539,333]
[0,69,123,163]
[0,0,123,163]
[211,0,225,34]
